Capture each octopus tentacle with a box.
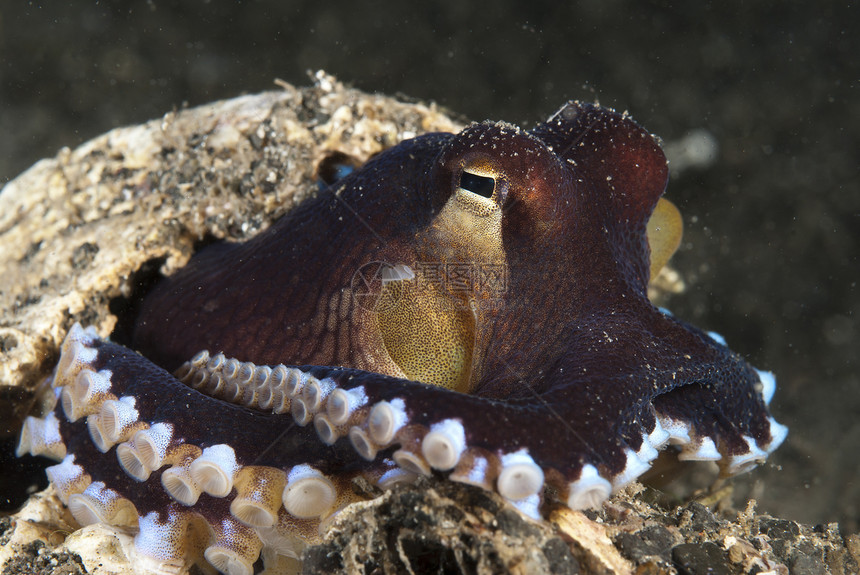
[20,326,378,574]
[170,310,785,505]
[19,320,785,544]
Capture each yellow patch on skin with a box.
[375,163,507,393]
[646,198,683,279]
[377,280,475,392]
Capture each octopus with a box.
[16,101,787,575]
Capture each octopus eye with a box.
[459,171,496,199]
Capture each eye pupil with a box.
[459,171,496,199]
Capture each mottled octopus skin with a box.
[18,102,787,575]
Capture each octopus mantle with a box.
[17,100,786,575]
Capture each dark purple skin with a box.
[129,101,775,477]
[41,103,781,544]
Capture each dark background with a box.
[1,2,857,531]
